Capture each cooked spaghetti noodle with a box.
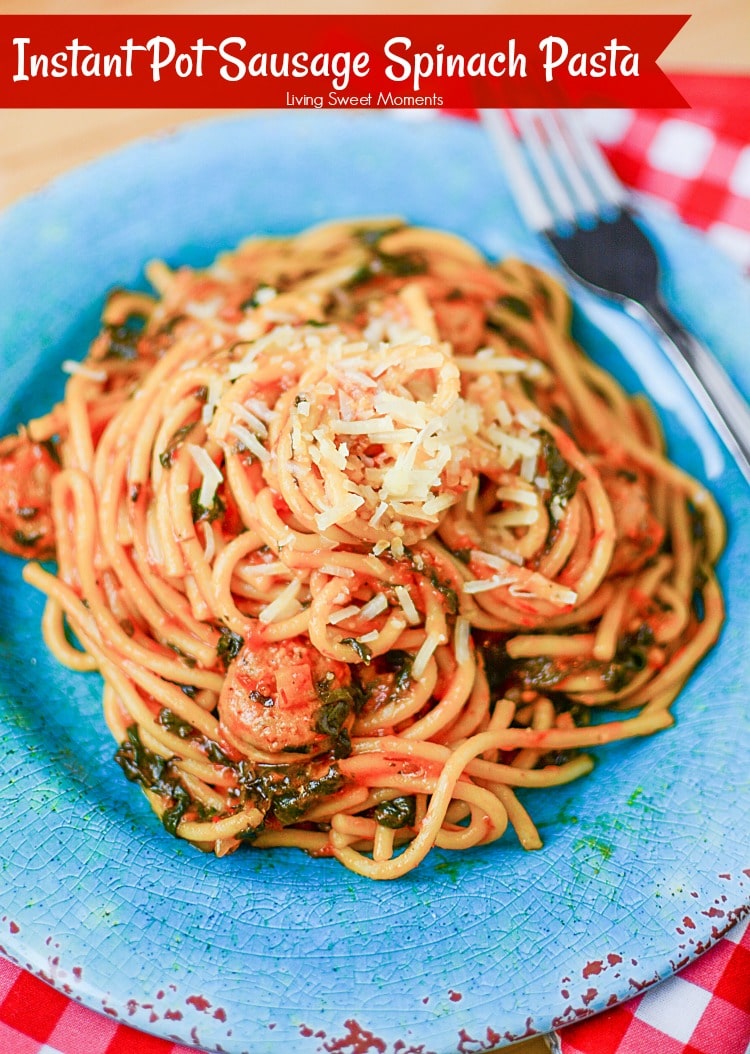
[0,219,724,879]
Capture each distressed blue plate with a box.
[0,114,749,1054]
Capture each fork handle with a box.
[635,295,750,486]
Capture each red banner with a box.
[0,15,688,110]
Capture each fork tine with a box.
[537,111,600,217]
[479,109,555,232]
[513,110,577,226]
[558,112,627,210]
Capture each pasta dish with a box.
[0,219,724,879]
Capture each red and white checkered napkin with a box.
[583,73,750,270]
[0,918,748,1053]
[445,72,750,270]
[1,73,749,1054]
[0,954,193,1054]
[556,916,750,1054]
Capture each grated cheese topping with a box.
[231,401,268,437]
[174,292,584,617]
[328,604,361,625]
[320,565,355,578]
[239,561,287,578]
[463,576,515,594]
[474,548,524,569]
[259,579,303,625]
[187,443,223,508]
[412,631,444,679]
[202,378,224,427]
[394,586,420,626]
[251,326,486,547]
[62,360,107,382]
[229,424,271,463]
[359,594,389,621]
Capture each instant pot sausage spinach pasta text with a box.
[0,220,724,878]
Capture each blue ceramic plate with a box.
[0,114,749,1054]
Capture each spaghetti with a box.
[0,219,724,879]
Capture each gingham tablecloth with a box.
[555,916,750,1054]
[2,72,749,1054]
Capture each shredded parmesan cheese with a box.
[245,398,275,423]
[373,392,428,427]
[62,360,107,382]
[229,424,271,463]
[187,444,223,508]
[253,286,277,305]
[238,562,287,578]
[369,502,388,527]
[412,631,443,679]
[475,547,524,569]
[455,355,527,373]
[185,297,222,320]
[463,576,515,594]
[202,379,224,427]
[330,416,394,435]
[520,455,538,483]
[259,579,302,625]
[394,586,420,625]
[328,604,361,625]
[315,494,365,531]
[231,402,268,437]
[422,493,456,518]
[486,428,541,458]
[496,401,513,427]
[508,585,537,599]
[359,594,389,621]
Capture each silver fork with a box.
[481,108,750,487]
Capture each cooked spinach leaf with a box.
[601,624,654,692]
[373,796,415,829]
[190,487,225,523]
[427,569,459,616]
[312,677,367,759]
[103,322,142,361]
[216,627,243,669]
[381,650,414,694]
[496,294,532,319]
[157,707,193,739]
[158,422,196,469]
[347,226,427,287]
[341,637,373,664]
[115,726,197,835]
[538,430,583,516]
[237,759,344,826]
[12,529,43,548]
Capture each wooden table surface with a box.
[0,4,747,1053]
[1,0,749,207]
